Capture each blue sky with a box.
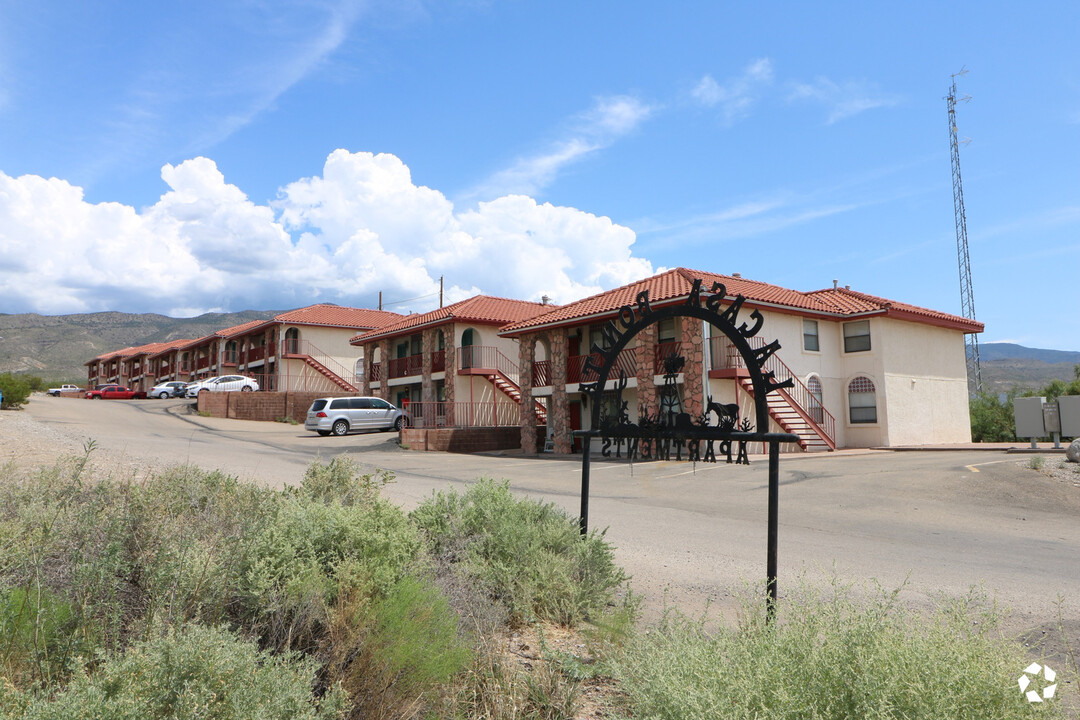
[1,1,1077,350]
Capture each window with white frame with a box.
[843,320,871,353]
[803,319,820,352]
[848,376,877,424]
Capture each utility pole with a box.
[439,276,444,308]
[378,291,382,311]
[947,69,982,395]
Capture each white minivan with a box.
[305,396,409,436]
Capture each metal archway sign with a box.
[574,278,799,610]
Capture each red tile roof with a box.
[499,267,982,335]
[273,304,402,330]
[352,295,556,344]
[216,319,269,338]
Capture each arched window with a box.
[848,376,877,424]
[354,355,364,382]
[807,375,824,424]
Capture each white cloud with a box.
[787,76,900,123]
[468,95,654,199]
[0,150,656,316]
[691,58,774,122]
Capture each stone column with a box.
[681,318,705,420]
[421,329,435,402]
[361,341,373,396]
[550,328,571,454]
[377,339,391,400]
[519,333,538,453]
[636,322,659,421]
[443,324,456,403]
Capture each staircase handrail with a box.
[282,338,359,388]
[711,336,835,445]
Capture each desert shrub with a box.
[610,581,1056,720]
[325,576,471,720]
[0,373,31,409]
[2,623,346,720]
[969,391,1015,443]
[411,479,630,626]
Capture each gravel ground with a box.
[0,405,170,480]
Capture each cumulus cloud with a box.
[692,58,774,122]
[0,150,656,316]
[787,76,901,123]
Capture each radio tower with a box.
[947,69,982,395]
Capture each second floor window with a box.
[843,320,871,353]
[803,319,820,352]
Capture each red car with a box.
[85,384,147,400]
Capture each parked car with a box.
[304,396,409,436]
[85,385,146,400]
[148,381,188,399]
[47,384,81,396]
[185,375,259,397]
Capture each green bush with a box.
[411,479,631,626]
[610,582,1057,720]
[3,624,346,720]
[0,373,31,409]
[969,391,1016,442]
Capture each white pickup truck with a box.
[48,384,81,396]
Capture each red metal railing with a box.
[458,346,520,385]
[280,339,356,387]
[708,336,836,445]
[369,363,381,382]
[654,341,683,374]
[387,354,423,379]
[407,401,521,428]
[432,349,446,373]
[533,348,637,386]
[532,359,551,386]
[196,356,210,370]
[245,345,267,363]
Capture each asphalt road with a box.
[22,395,1080,638]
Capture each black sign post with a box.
[573,279,799,614]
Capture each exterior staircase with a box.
[303,355,358,392]
[737,376,835,451]
[282,339,359,393]
[459,345,547,425]
[487,369,548,425]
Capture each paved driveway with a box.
[20,395,1080,640]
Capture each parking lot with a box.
[11,395,1080,648]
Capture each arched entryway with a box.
[461,328,476,368]
[284,328,300,354]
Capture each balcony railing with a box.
[533,348,638,387]
[196,356,210,370]
[369,362,382,382]
[387,354,423,379]
[246,345,266,363]
[407,401,521,428]
[432,349,446,373]
[654,340,683,375]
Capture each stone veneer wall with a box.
[197,390,351,423]
[421,328,435,402]
[635,322,658,419]
[549,328,571,453]
[400,426,545,453]
[443,323,456,403]
[518,333,537,453]
[360,341,372,396]
[376,339,390,400]
[680,317,704,420]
